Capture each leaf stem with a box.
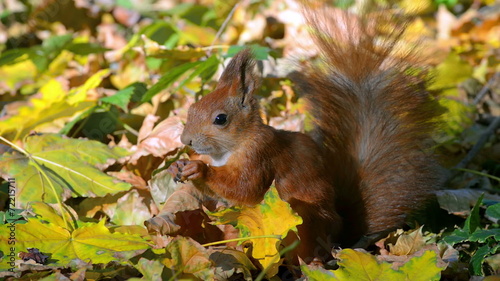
[30,159,72,230]
[0,136,29,156]
[453,167,500,182]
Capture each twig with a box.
[447,116,500,183]
[207,1,241,56]
[447,73,500,184]
[473,72,500,105]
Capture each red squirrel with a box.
[167,6,442,261]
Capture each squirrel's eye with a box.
[213,114,228,125]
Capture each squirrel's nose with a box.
[180,133,192,146]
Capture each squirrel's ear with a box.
[218,49,259,108]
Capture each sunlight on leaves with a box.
[0,69,110,140]
[208,186,302,278]
[0,219,148,265]
[302,249,443,281]
[0,134,131,207]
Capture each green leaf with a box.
[0,219,149,265]
[141,61,203,102]
[0,48,33,66]
[141,22,177,45]
[464,194,484,234]
[42,34,73,54]
[470,244,492,276]
[58,106,97,135]
[443,229,470,245]
[101,82,147,112]
[66,42,109,56]
[469,229,500,243]
[174,55,219,91]
[4,208,24,224]
[226,45,270,60]
[486,203,500,222]
[0,134,132,207]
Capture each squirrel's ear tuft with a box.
[218,49,259,108]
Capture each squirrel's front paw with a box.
[167,159,189,183]
[181,160,208,181]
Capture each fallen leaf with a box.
[208,186,302,278]
[0,219,149,265]
[162,236,215,280]
[387,226,426,256]
[0,134,132,207]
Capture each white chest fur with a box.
[210,152,232,167]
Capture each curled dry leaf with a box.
[375,227,455,271]
[129,115,184,164]
[388,226,426,256]
[208,248,257,281]
[145,183,221,242]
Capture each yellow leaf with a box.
[398,251,444,281]
[0,59,37,92]
[0,219,148,265]
[303,249,445,281]
[0,69,110,140]
[334,249,404,281]
[68,69,110,104]
[208,186,302,278]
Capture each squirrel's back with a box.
[293,7,443,244]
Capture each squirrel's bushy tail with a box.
[295,7,442,244]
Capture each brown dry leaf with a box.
[130,115,184,164]
[387,226,426,256]
[137,114,159,143]
[108,170,148,189]
[378,246,450,272]
[208,248,257,281]
[162,236,215,280]
[145,184,206,236]
[452,9,500,42]
[145,210,181,235]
